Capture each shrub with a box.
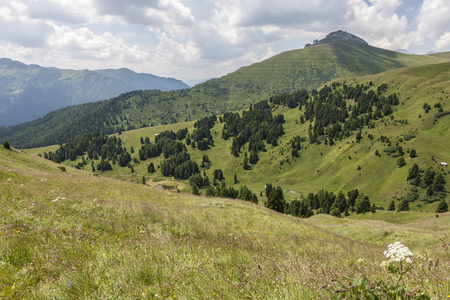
[3,141,11,150]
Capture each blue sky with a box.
[0,0,449,85]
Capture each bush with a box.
[3,141,11,150]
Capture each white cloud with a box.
[0,0,450,84]
[435,32,450,50]
[47,25,150,63]
[0,1,54,47]
[344,0,409,50]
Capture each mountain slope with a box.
[0,32,446,148]
[0,59,189,126]
[28,62,450,212]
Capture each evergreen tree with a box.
[243,153,250,170]
[388,200,396,211]
[205,186,216,197]
[398,199,409,212]
[192,184,200,195]
[266,186,285,213]
[407,163,419,181]
[234,173,238,184]
[3,141,11,150]
[355,194,371,214]
[147,162,155,173]
[397,157,406,168]
[265,183,273,198]
[409,149,417,158]
[432,173,446,192]
[436,199,448,213]
[142,176,146,185]
[249,151,259,164]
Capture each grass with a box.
[2,146,450,299]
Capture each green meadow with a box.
[1,146,450,299]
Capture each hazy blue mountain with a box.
[94,68,189,92]
[0,58,189,126]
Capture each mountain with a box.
[305,30,368,47]
[0,31,446,148]
[93,68,189,92]
[0,58,189,126]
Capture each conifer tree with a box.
[147,162,155,173]
[436,199,448,213]
[192,184,200,195]
[398,199,409,212]
[266,187,285,213]
[388,200,396,211]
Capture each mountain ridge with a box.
[0,58,189,126]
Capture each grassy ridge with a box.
[1,146,450,299]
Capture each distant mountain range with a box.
[0,59,189,126]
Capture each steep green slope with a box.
[0,34,445,148]
[29,62,450,214]
[2,142,450,299]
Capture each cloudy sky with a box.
[0,0,449,85]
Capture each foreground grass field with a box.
[1,147,449,299]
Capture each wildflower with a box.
[384,242,413,263]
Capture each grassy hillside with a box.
[29,62,450,215]
[2,145,450,299]
[1,40,446,149]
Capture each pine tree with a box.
[142,176,146,185]
[398,199,409,212]
[355,194,371,214]
[388,200,396,211]
[147,162,155,173]
[436,200,448,213]
[243,153,250,170]
[205,186,215,197]
[234,173,238,184]
[397,157,406,168]
[3,141,11,150]
[192,184,200,195]
[266,187,285,213]
[432,173,446,192]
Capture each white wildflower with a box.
[384,242,413,263]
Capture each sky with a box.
[0,0,449,86]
